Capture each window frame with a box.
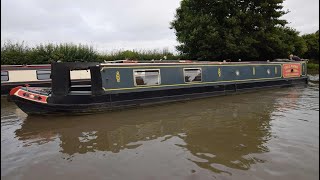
[36,69,51,80]
[1,71,9,82]
[183,68,202,83]
[133,69,161,86]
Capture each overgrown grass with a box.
[1,41,181,65]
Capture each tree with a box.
[302,30,319,60]
[265,27,307,58]
[171,0,305,61]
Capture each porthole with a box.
[267,69,271,75]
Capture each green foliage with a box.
[1,42,98,65]
[307,63,319,70]
[1,41,181,65]
[1,41,30,65]
[171,0,307,60]
[302,31,319,61]
[97,49,181,61]
[307,62,319,74]
[264,27,307,58]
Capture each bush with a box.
[1,41,99,65]
[1,41,181,65]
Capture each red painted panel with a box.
[282,64,301,78]
[15,89,48,104]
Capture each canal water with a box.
[1,75,319,180]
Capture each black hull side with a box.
[11,96,113,115]
[11,77,308,115]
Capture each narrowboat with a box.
[9,60,308,115]
[1,64,92,95]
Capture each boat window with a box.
[36,70,51,80]
[184,68,202,82]
[1,71,9,82]
[134,69,161,86]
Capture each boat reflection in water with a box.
[14,88,301,174]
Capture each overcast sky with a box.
[1,0,319,52]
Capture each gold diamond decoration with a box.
[116,71,121,82]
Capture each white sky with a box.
[1,0,319,52]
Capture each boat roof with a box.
[100,60,302,66]
[1,60,304,70]
[1,64,51,70]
